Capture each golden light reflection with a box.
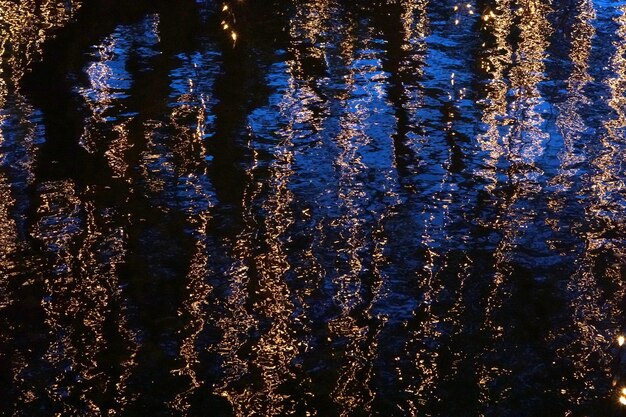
[501,0,551,170]
[172,94,210,167]
[288,0,331,78]
[0,110,18,287]
[105,122,132,180]
[212,208,257,413]
[549,0,594,208]
[246,146,299,415]
[0,87,51,410]
[75,187,139,414]
[401,0,428,50]
[125,32,222,414]
[215,164,299,413]
[567,2,626,409]
[4,0,626,413]
[399,0,479,403]
[0,0,81,83]
[475,0,553,409]
[32,181,138,414]
[604,4,626,144]
[387,0,429,186]
[473,0,517,407]
[0,76,5,112]
[329,40,376,417]
[170,211,214,414]
[0,90,45,300]
[545,7,598,407]
[475,0,513,190]
[325,9,406,413]
[214,54,302,417]
[0,174,18,302]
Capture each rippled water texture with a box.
[2,0,626,415]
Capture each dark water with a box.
[1,0,626,415]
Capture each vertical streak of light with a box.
[359,5,428,413]
[484,0,551,324]
[543,0,597,408]
[506,0,551,171]
[166,56,218,413]
[548,0,596,389]
[328,19,373,416]
[551,0,594,195]
[0,154,18,352]
[399,0,481,411]
[0,99,21,286]
[0,175,26,410]
[215,1,335,405]
[386,0,428,188]
[594,0,626,329]
[476,0,513,192]
[324,10,401,415]
[34,182,138,415]
[285,0,333,315]
[212,174,259,411]
[246,110,298,417]
[564,2,626,408]
[170,211,214,414]
[401,0,429,45]
[78,191,140,414]
[476,0,552,410]
[0,94,48,411]
[403,1,479,411]
[215,69,302,415]
[25,16,161,411]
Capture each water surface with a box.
[2,0,626,415]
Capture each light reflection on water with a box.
[2,0,626,415]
